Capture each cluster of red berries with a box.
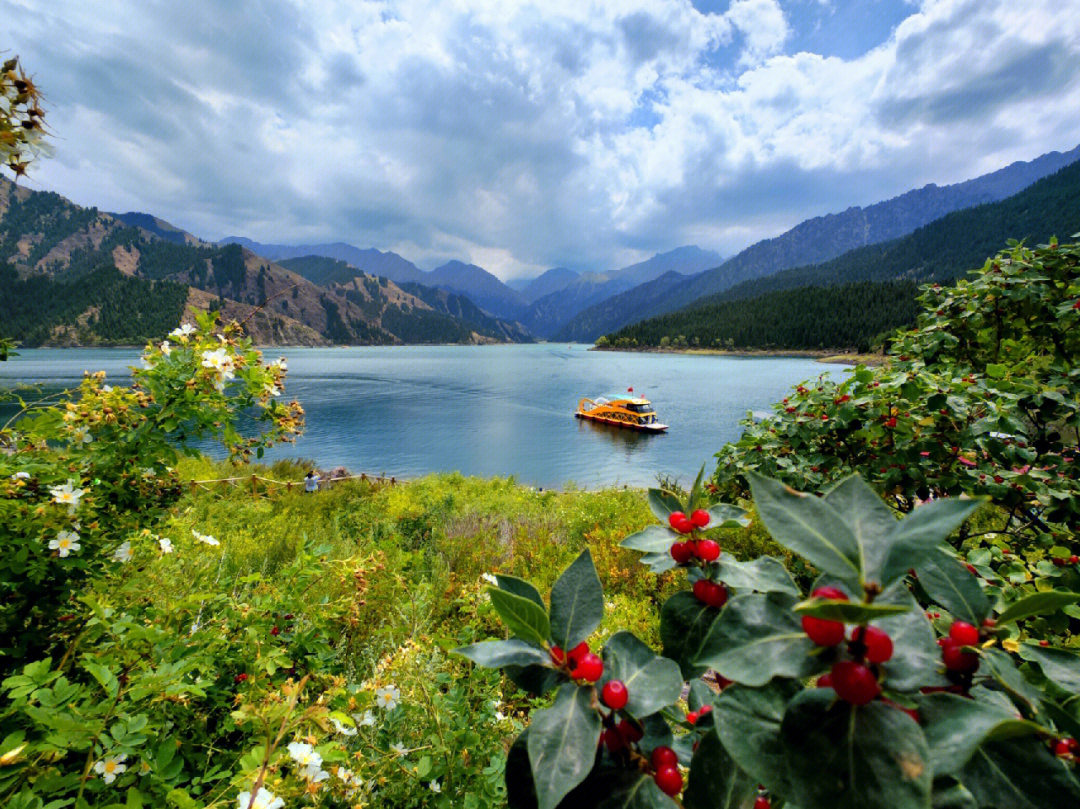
[938,621,980,674]
[1054,737,1079,759]
[685,703,711,725]
[670,538,721,564]
[550,641,604,681]
[650,745,682,795]
[1052,555,1080,567]
[234,672,248,683]
[668,509,712,535]
[803,587,891,705]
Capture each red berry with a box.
[802,615,846,647]
[1040,640,1050,647]
[853,625,894,663]
[685,710,698,725]
[1053,558,1066,567]
[601,680,629,710]
[1054,738,1075,758]
[651,746,678,770]
[690,509,710,528]
[567,641,590,666]
[234,673,248,683]
[602,728,625,753]
[616,718,643,742]
[670,542,694,564]
[754,798,772,809]
[949,621,979,648]
[654,766,682,796]
[698,704,712,718]
[696,539,721,561]
[885,417,897,428]
[831,661,880,705]
[816,672,833,689]
[270,626,280,636]
[811,586,849,602]
[571,652,604,682]
[550,645,565,665]
[941,638,979,673]
[692,579,728,609]
[668,512,692,533]
[1071,555,1080,565]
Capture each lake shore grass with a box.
[590,344,888,365]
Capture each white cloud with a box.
[5,0,1080,277]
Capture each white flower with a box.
[159,341,172,356]
[287,741,321,771]
[390,741,407,757]
[270,357,287,371]
[481,572,498,586]
[353,710,375,727]
[11,471,30,480]
[201,347,234,374]
[336,767,362,787]
[113,542,133,563]
[494,710,506,722]
[49,530,81,557]
[72,426,92,444]
[301,762,330,782]
[264,382,282,397]
[49,481,85,509]
[158,537,174,554]
[93,753,127,784]
[235,787,284,809]
[192,529,220,546]
[429,780,442,793]
[141,467,156,478]
[102,385,113,393]
[170,323,196,339]
[331,717,357,736]
[140,356,155,370]
[375,685,400,711]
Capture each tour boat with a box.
[576,393,668,432]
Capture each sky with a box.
[4,0,1080,279]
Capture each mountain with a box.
[601,158,1080,351]
[426,260,529,322]
[558,143,1080,341]
[220,237,426,285]
[605,245,722,286]
[520,273,634,338]
[514,267,579,303]
[0,178,525,346]
[280,254,532,342]
[112,212,206,246]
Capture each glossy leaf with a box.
[958,736,1080,809]
[1016,643,1080,695]
[621,525,676,553]
[684,726,757,809]
[995,591,1080,626]
[600,631,683,718]
[913,548,991,625]
[660,591,716,680]
[455,639,552,668]
[715,556,800,597]
[488,587,551,647]
[781,690,932,809]
[596,770,679,809]
[714,681,799,797]
[793,599,910,622]
[549,549,604,649]
[527,684,603,809]
[748,473,861,586]
[980,649,1045,718]
[496,574,546,609]
[648,489,685,524]
[695,593,823,687]
[821,474,896,585]
[876,585,949,692]
[704,503,751,529]
[880,497,984,588]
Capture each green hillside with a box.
[601,280,919,352]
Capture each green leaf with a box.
[822,474,897,585]
[683,726,757,809]
[687,464,706,513]
[488,588,551,647]
[659,592,715,680]
[1016,643,1080,694]
[527,684,603,809]
[995,591,1080,626]
[496,575,546,609]
[621,525,676,553]
[596,770,679,809]
[914,548,991,625]
[781,690,932,809]
[82,660,119,699]
[880,497,984,589]
[793,599,910,622]
[917,693,1045,776]
[125,788,144,809]
[648,489,684,524]
[958,736,1080,809]
[455,639,552,668]
[549,549,604,650]
[714,681,799,797]
[715,556,800,597]
[705,503,751,529]
[980,649,1045,717]
[876,585,949,692]
[600,631,683,718]
[748,473,861,587]
[695,593,823,687]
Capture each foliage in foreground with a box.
[461,471,1080,809]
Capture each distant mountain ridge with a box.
[557,143,1080,341]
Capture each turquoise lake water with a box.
[0,345,849,488]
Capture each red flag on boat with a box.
[628,387,633,393]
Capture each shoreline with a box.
[589,345,887,366]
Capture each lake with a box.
[0,346,849,488]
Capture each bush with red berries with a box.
[457,470,1080,809]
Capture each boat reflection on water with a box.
[576,415,659,448]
